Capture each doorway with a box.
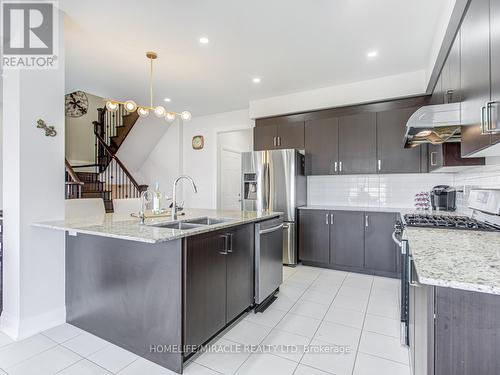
[217,129,253,210]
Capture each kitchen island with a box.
[35,209,282,374]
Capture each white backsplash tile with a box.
[308,174,454,209]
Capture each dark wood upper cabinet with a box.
[330,211,365,269]
[376,107,423,173]
[443,31,461,104]
[429,142,484,172]
[278,121,305,149]
[490,0,500,144]
[254,125,278,151]
[364,212,397,275]
[430,74,444,105]
[305,117,339,175]
[253,122,304,150]
[460,0,492,156]
[298,209,330,264]
[338,112,377,174]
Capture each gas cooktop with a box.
[403,213,500,232]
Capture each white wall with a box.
[117,115,173,174]
[1,11,66,340]
[182,109,254,208]
[133,119,182,200]
[248,70,427,119]
[217,129,253,208]
[137,109,254,208]
[65,92,103,165]
[0,103,3,209]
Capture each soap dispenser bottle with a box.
[153,181,161,214]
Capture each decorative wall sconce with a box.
[37,119,57,137]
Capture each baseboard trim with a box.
[0,306,66,340]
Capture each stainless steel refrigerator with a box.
[242,149,306,265]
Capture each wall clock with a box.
[192,135,204,150]
[65,91,89,118]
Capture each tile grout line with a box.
[349,276,374,375]
[229,268,322,374]
[292,270,349,375]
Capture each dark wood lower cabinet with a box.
[298,209,399,277]
[185,231,227,349]
[225,224,254,323]
[331,211,365,269]
[185,224,254,351]
[410,285,500,375]
[364,212,397,276]
[298,209,330,263]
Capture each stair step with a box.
[81,191,111,199]
[82,181,105,193]
[76,172,99,182]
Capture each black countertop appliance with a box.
[430,185,456,211]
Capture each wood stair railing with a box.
[65,158,84,199]
[65,103,146,212]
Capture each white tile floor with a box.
[0,265,409,375]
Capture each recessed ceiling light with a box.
[164,97,171,103]
[252,77,261,84]
[199,37,209,44]
[367,50,378,58]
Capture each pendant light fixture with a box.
[105,51,191,123]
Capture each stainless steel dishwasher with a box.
[254,216,284,311]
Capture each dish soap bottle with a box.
[153,181,162,214]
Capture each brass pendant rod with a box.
[149,56,153,108]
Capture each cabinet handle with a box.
[365,215,369,227]
[486,101,500,133]
[219,235,229,255]
[226,233,233,253]
[445,89,454,104]
[277,136,281,147]
[326,214,329,225]
[339,161,342,173]
[272,137,276,147]
[334,161,338,173]
[377,159,381,171]
[430,152,437,166]
[330,214,334,225]
[480,106,487,134]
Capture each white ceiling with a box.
[61,0,452,116]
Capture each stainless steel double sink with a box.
[149,217,233,230]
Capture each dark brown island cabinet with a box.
[185,224,254,351]
[65,220,260,374]
[253,120,305,150]
[298,209,399,278]
[410,284,500,375]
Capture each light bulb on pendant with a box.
[137,107,150,117]
[106,101,119,112]
[181,111,192,121]
[154,106,166,117]
[124,100,137,112]
[165,112,176,122]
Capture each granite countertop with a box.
[34,209,282,244]
[298,205,411,213]
[406,227,500,295]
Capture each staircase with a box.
[65,104,147,212]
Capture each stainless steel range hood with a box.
[403,102,461,148]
